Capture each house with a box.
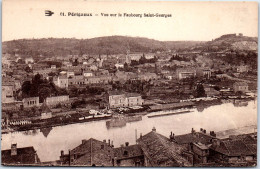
[113,144,144,167]
[33,68,53,76]
[175,128,217,149]
[114,71,136,82]
[115,63,124,69]
[196,68,211,79]
[2,82,15,104]
[2,144,40,165]
[25,57,34,64]
[68,76,85,86]
[67,71,75,78]
[83,71,93,77]
[108,91,143,108]
[209,138,256,163]
[54,76,69,88]
[233,82,248,93]
[85,75,112,85]
[51,65,57,69]
[60,138,114,166]
[237,65,249,73]
[89,65,98,71]
[22,97,40,108]
[84,76,101,84]
[176,68,196,80]
[138,73,158,81]
[174,128,217,164]
[203,84,220,97]
[137,128,193,167]
[46,95,69,107]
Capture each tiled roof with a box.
[71,138,108,154]
[174,132,216,145]
[114,144,143,160]
[125,93,141,97]
[210,139,254,156]
[108,91,125,96]
[2,146,40,165]
[137,131,192,167]
[70,138,113,166]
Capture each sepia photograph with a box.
[1,0,258,167]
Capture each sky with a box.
[2,0,258,42]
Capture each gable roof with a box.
[210,139,255,156]
[174,132,216,145]
[2,146,40,165]
[137,131,192,167]
[70,138,113,166]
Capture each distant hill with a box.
[2,34,257,58]
[204,34,258,52]
[2,36,204,57]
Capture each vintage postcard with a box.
[1,0,258,167]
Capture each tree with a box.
[39,87,51,102]
[195,84,206,98]
[25,66,32,73]
[22,81,31,96]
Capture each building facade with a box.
[108,92,143,108]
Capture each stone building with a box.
[22,97,40,108]
[108,91,143,109]
[54,76,69,88]
[2,144,40,165]
[137,128,193,167]
[233,82,248,93]
[176,68,196,80]
[2,82,15,104]
[113,144,144,167]
[46,95,69,107]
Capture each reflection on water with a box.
[1,100,257,162]
[106,115,142,129]
[40,127,53,138]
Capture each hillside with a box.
[205,34,258,52]
[2,36,204,57]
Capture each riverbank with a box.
[2,98,254,134]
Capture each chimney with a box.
[140,133,142,139]
[108,139,110,146]
[68,149,71,166]
[191,128,195,133]
[170,131,175,141]
[203,129,206,134]
[34,151,38,163]
[11,144,17,156]
[200,128,203,132]
[103,139,106,143]
[152,127,156,132]
[210,131,216,137]
[111,141,114,147]
[212,139,220,147]
[82,139,87,144]
[61,150,64,156]
[125,142,129,146]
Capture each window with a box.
[123,151,128,156]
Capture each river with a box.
[1,100,257,162]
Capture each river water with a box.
[1,100,257,162]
